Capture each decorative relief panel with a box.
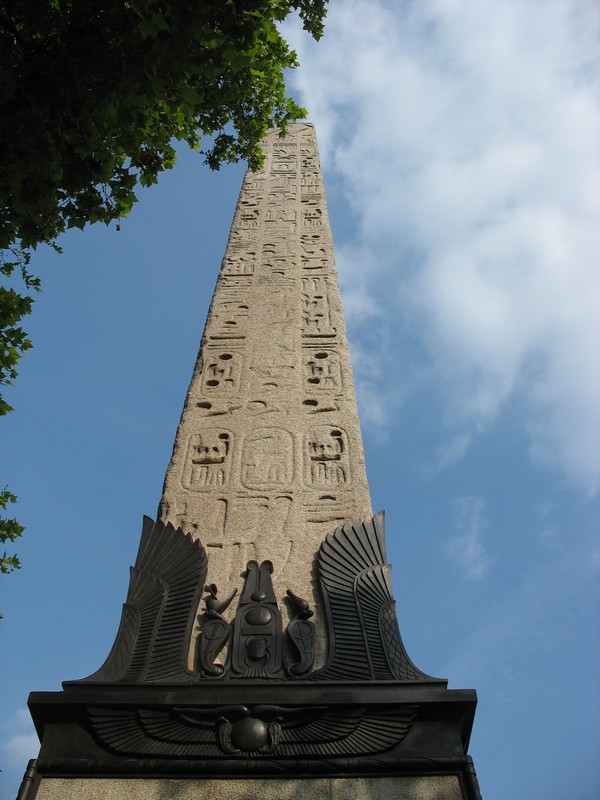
[175,497,228,540]
[303,494,349,526]
[263,257,295,277]
[301,398,340,414]
[303,237,326,257]
[259,279,296,324]
[267,173,296,189]
[221,250,256,275]
[249,342,296,394]
[301,194,321,205]
[302,206,323,227]
[231,495,293,563]
[203,497,228,539]
[238,188,264,206]
[195,399,240,417]
[208,294,249,339]
[268,186,297,203]
[236,207,261,228]
[201,350,243,395]
[265,208,297,226]
[218,275,252,290]
[261,235,299,273]
[81,512,435,688]
[183,430,233,489]
[271,151,297,173]
[301,277,336,337]
[300,134,316,146]
[241,428,294,489]
[242,175,265,193]
[304,350,342,391]
[304,425,350,487]
[262,238,295,260]
[245,398,286,416]
[301,152,320,171]
[229,229,259,248]
[301,232,328,270]
[301,172,321,194]
[301,256,327,272]
[199,495,294,592]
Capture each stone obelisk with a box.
[24,124,481,800]
[159,123,371,660]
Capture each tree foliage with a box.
[1,488,23,574]
[0,0,326,252]
[0,0,327,570]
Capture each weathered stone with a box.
[158,125,372,663]
[36,775,464,800]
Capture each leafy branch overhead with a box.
[0,0,328,571]
[1,488,23,574]
[0,0,326,251]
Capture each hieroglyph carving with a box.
[301,152,320,172]
[201,350,243,395]
[305,425,349,487]
[302,277,336,337]
[236,207,260,228]
[265,208,297,226]
[301,172,321,194]
[229,229,259,248]
[304,350,342,391]
[184,430,233,489]
[208,294,249,339]
[302,206,323,227]
[262,238,295,259]
[240,178,265,197]
[267,185,297,203]
[222,251,256,275]
[271,151,297,173]
[248,337,296,393]
[301,232,328,270]
[241,428,294,489]
[262,281,296,324]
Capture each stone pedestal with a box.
[33,775,469,800]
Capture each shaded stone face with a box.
[35,775,465,800]
[159,125,372,659]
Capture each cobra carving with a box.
[197,583,237,677]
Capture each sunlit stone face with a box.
[159,125,372,666]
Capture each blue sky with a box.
[1,1,599,798]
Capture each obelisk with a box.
[24,124,481,800]
[158,123,371,660]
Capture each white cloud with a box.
[286,0,600,493]
[448,495,492,579]
[432,431,473,473]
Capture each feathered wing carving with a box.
[87,703,418,759]
[88,706,219,757]
[315,511,436,681]
[277,704,418,757]
[77,516,208,683]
